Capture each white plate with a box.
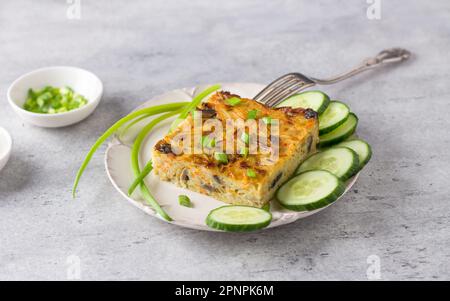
[105,83,359,231]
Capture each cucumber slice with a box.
[276,90,330,114]
[296,147,359,181]
[335,139,372,169]
[276,170,345,211]
[319,113,358,147]
[206,205,272,232]
[319,101,350,135]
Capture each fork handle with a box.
[310,48,412,85]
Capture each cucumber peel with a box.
[319,113,358,148]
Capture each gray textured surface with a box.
[0,0,449,280]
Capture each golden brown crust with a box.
[152,91,319,206]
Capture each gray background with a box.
[0,0,449,280]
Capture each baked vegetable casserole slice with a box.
[152,91,319,208]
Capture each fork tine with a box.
[255,72,316,107]
[266,83,312,107]
[264,81,306,107]
[254,73,297,101]
[266,82,314,107]
[259,77,302,104]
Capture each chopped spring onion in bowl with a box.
[7,66,103,127]
[23,86,88,114]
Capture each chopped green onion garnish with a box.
[240,132,250,144]
[202,135,216,148]
[246,169,257,178]
[226,97,241,106]
[178,195,192,208]
[240,147,249,157]
[247,109,259,120]
[23,86,88,114]
[261,116,273,125]
[214,152,228,164]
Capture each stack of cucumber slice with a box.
[206,90,372,231]
[276,90,371,212]
[276,139,372,212]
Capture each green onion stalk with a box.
[130,84,222,193]
[118,112,155,140]
[127,159,153,196]
[129,110,182,221]
[72,102,188,197]
[73,84,221,222]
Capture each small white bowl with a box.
[7,66,103,128]
[0,127,12,172]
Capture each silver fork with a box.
[255,48,411,107]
